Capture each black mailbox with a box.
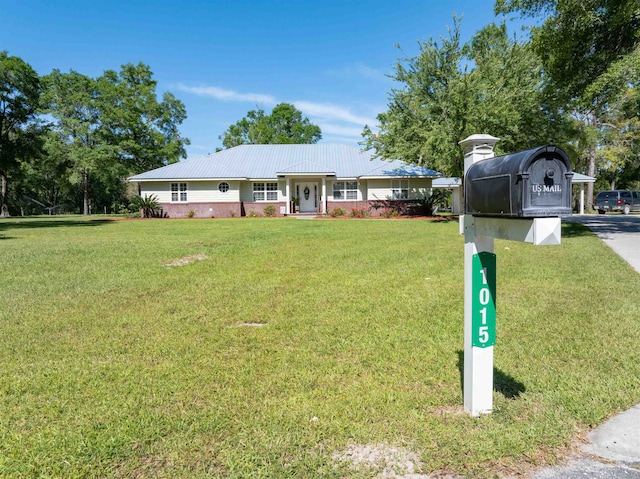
[465,145,573,218]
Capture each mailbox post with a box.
[461,135,500,416]
[460,136,573,416]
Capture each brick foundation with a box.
[160,202,287,218]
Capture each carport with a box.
[572,173,596,214]
[432,177,462,213]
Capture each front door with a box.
[298,182,317,213]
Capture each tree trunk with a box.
[1,169,9,217]
[83,168,90,216]
[587,146,596,211]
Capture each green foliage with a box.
[495,0,640,201]
[39,63,189,216]
[349,207,370,218]
[187,209,195,218]
[263,204,276,217]
[220,102,321,148]
[496,0,640,105]
[98,63,189,172]
[362,19,571,178]
[371,194,442,216]
[247,209,259,217]
[329,207,345,217]
[0,51,41,216]
[129,194,160,218]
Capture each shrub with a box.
[248,210,260,218]
[129,194,161,219]
[379,208,399,218]
[350,207,370,218]
[263,205,276,217]
[371,194,442,217]
[329,207,345,217]
[229,210,236,218]
[187,210,195,218]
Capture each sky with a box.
[1,0,529,158]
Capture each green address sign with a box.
[472,252,496,348]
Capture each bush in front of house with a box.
[349,207,370,218]
[263,205,276,217]
[329,207,345,217]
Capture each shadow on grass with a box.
[456,350,526,399]
[0,217,116,235]
[561,221,595,238]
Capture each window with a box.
[171,182,187,202]
[218,181,230,193]
[253,182,278,201]
[332,181,358,200]
[392,179,409,199]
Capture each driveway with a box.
[566,214,640,273]
[530,213,640,479]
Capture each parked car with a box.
[594,190,640,214]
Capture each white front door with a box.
[298,182,317,213]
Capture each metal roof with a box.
[572,173,596,183]
[129,144,441,181]
[433,177,462,188]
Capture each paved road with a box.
[528,214,640,478]
[567,214,640,273]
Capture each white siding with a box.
[190,181,240,202]
[139,182,171,202]
[365,178,432,200]
[139,181,241,203]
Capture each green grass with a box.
[0,216,639,478]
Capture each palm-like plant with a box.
[129,194,160,218]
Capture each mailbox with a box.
[465,145,573,217]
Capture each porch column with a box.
[580,184,585,214]
[286,178,291,215]
[321,177,327,214]
[452,187,463,214]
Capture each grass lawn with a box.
[0,216,639,478]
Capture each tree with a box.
[495,0,640,206]
[99,63,189,172]
[41,70,110,215]
[362,20,572,178]
[220,103,321,148]
[41,63,190,215]
[0,51,41,216]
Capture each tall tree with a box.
[220,103,321,148]
[42,70,110,215]
[362,20,571,178]
[99,63,189,173]
[495,0,640,205]
[0,51,41,216]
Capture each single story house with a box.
[128,144,441,218]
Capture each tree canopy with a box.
[495,0,640,196]
[220,103,321,149]
[37,63,189,216]
[0,51,41,216]
[362,20,571,178]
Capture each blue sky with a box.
[1,0,527,158]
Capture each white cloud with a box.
[319,123,367,138]
[293,101,377,127]
[325,63,388,82]
[175,84,276,105]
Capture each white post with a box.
[459,134,500,416]
[452,187,462,214]
[321,177,327,214]
[580,184,585,214]
[286,178,291,215]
